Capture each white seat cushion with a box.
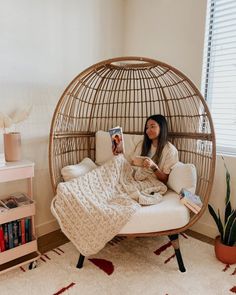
[119,190,190,234]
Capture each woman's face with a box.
[145,119,160,140]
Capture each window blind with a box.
[202,0,236,155]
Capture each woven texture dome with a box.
[49,56,216,233]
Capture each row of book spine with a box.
[0,217,32,252]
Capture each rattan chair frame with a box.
[49,57,216,270]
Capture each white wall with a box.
[123,0,236,238]
[191,155,236,238]
[123,0,207,87]
[0,0,124,236]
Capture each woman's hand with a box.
[142,157,168,183]
[143,158,157,170]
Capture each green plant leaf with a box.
[223,158,232,223]
[227,216,236,246]
[208,204,224,239]
[208,204,219,227]
[217,209,224,241]
[223,210,236,245]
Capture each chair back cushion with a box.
[61,157,97,181]
[167,162,197,194]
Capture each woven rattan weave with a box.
[49,56,216,236]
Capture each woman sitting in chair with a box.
[136,114,179,184]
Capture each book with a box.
[1,193,32,209]
[2,197,18,209]
[109,126,125,155]
[21,218,26,244]
[8,192,33,206]
[3,224,9,250]
[18,219,22,245]
[0,225,5,252]
[25,217,32,243]
[7,222,14,249]
[180,188,203,214]
[12,220,19,247]
[0,201,9,212]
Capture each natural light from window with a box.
[202,0,236,155]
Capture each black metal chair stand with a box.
[168,234,186,272]
[77,234,186,272]
[77,254,85,269]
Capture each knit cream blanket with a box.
[51,155,167,256]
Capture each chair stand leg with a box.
[77,254,85,269]
[168,234,186,272]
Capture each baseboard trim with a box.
[190,221,218,239]
[36,219,60,237]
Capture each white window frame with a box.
[202,0,236,156]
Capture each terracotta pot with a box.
[3,132,22,162]
[215,236,236,264]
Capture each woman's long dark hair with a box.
[141,114,168,163]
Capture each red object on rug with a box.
[52,249,61,255]
[164,253,175,264]
[180,233,188,239]
[53,282,75,295]
[89,258,114,275]
[230,286,236,293]
[223,264,230,272]
[57,247,64,253]
[154,241,172,255]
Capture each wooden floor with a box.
[38,230,69,253]
[38,229,214,254]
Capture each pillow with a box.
[95,130,143,165]
[167,162,197,194]
[61,157,97,181]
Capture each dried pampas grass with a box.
[0,113,13,129]
[0,104,32,132]
[11,104,32,124]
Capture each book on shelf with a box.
[21,218,26,244]
[0,202,8,213]
[1,197,18,209]
[3,224,9,250]
[0,225,5,252]
[7,222,14,249]
[18,219,22,245]
[108,126,125,155]
[0,218,32,252]
[0,192,32,209]
[25,217,32,243]
[179,188,203,214]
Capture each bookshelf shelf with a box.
[0,239,37,265]
[0,160,40,273]
[0,202,36,225]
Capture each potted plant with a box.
[0,105,32,162]
[208,157,236,264]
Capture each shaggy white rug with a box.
[0,235,235,295]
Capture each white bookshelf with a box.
[0,160,40,273]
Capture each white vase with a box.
[3,132,22,162]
